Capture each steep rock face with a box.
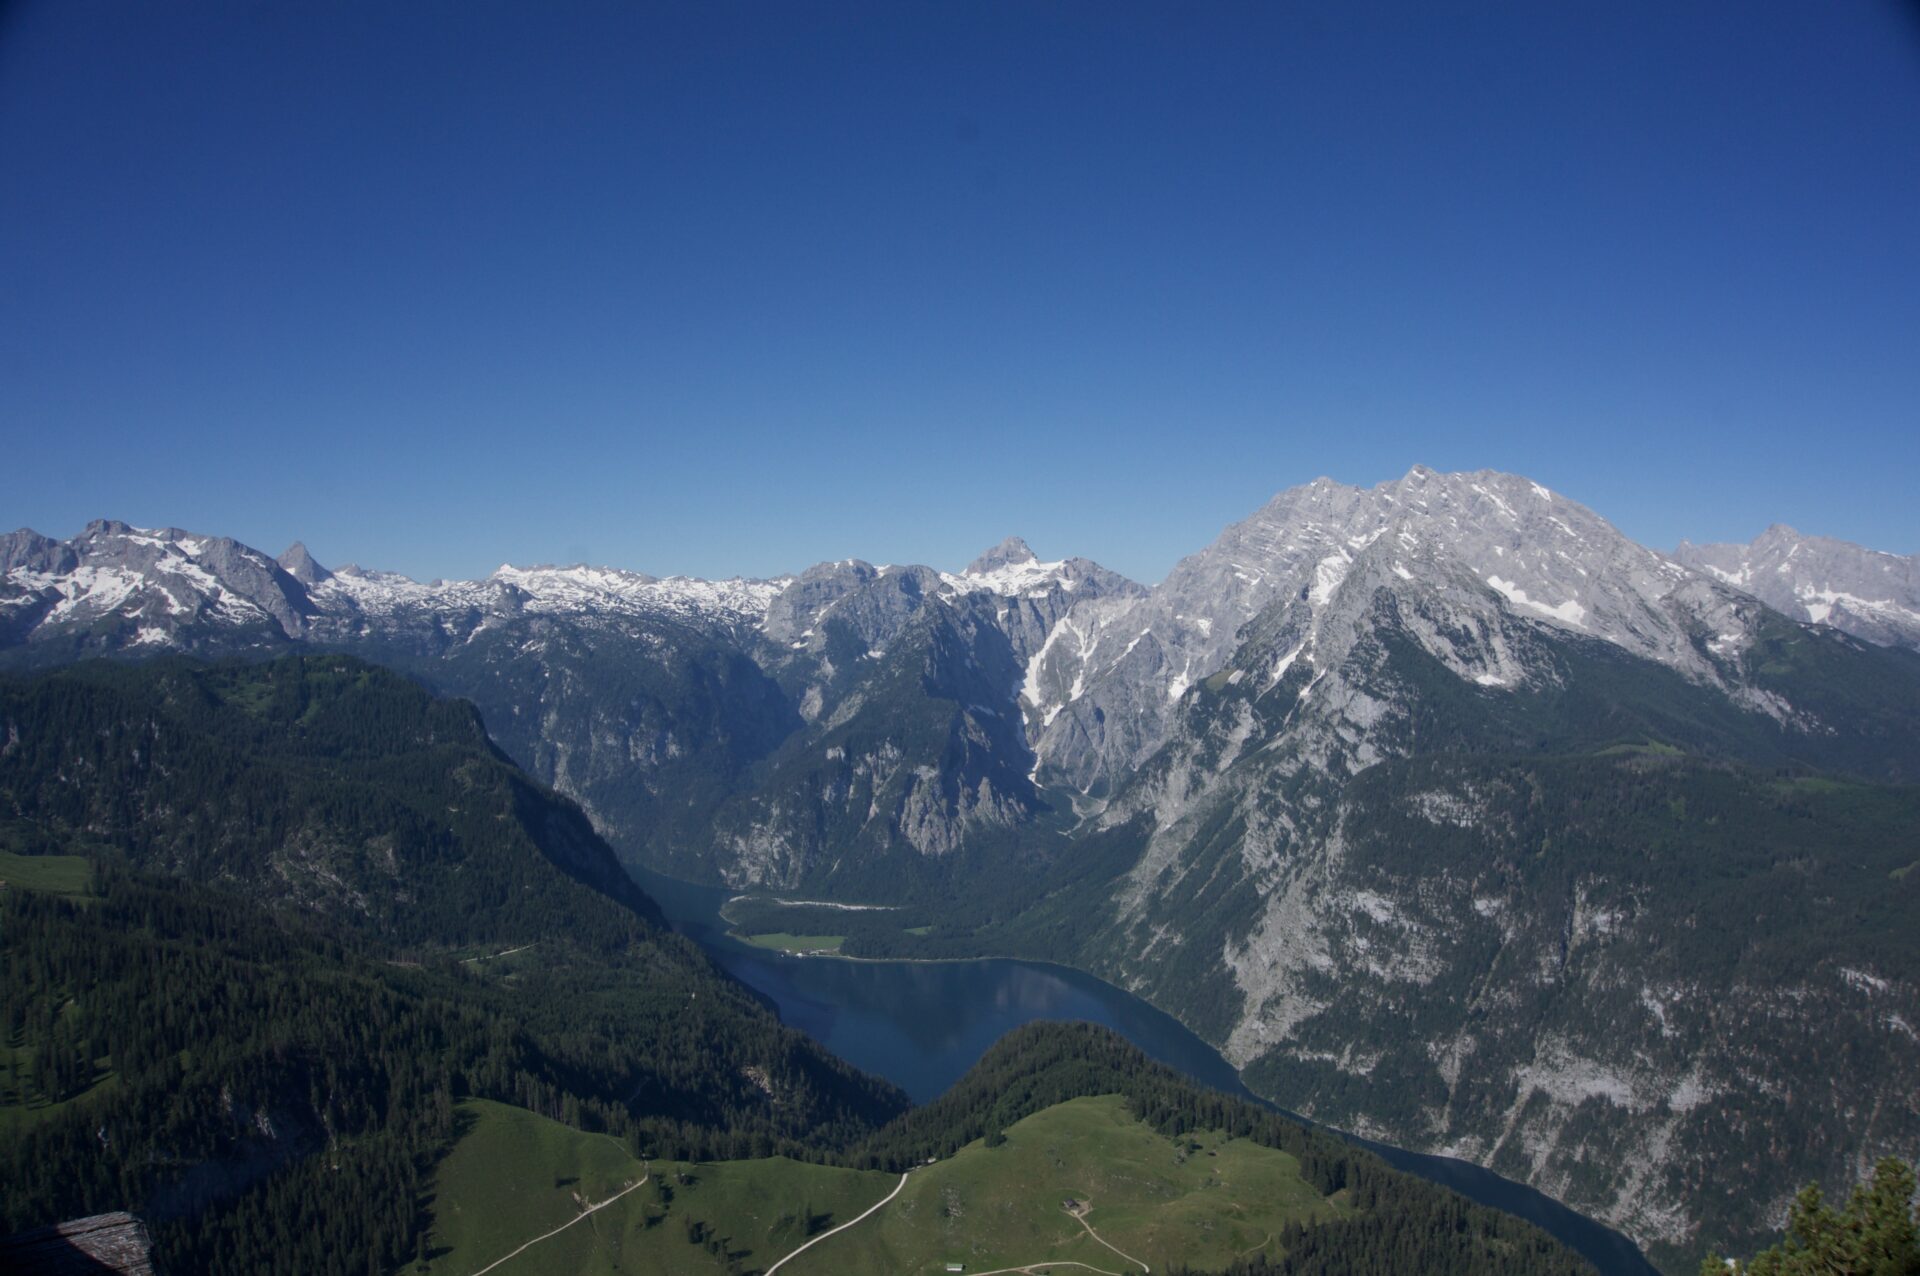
[1676,524,1920,651]
[275,540,331,585]
[295,555,804,870]
[371,619,802,872]
[761,545,1141,674]
[978,477,1920,1269]
[0,529,78,575]
[713,543,1141,889]
[713,601,1041,887]
[1208,751,1920,1272]
[1060,559,1920,1270]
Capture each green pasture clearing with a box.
[778,1094,1343,1275]
[0,850,91,897]
[423,1099,894,1276]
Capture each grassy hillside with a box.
[423,1094,1337,1276]
[424,1099,895,1276]
[420,1023,1605,1276]
[842,1023,1592,1276]
[783,1094,1337,1274]
[424,1089,1583,1276]
[0,849,89,897]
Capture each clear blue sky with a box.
[3,1,1916,583]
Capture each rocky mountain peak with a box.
[0,528,76,575]
[1674,524,1920,650]
[965,536,1039,575]
[277,541,331,585]
[1017,466,1777,793]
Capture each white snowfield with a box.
[315,561,789,627]
[3,528,281,628]
[942,553,1081,598]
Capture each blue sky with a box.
[3,1,1916,583]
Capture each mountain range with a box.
[5,466,1917,1272]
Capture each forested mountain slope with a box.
[0,656,906,1274]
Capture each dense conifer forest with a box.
[0,657,904,1272]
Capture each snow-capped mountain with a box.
[0,514,1144,885]
[1676,524,1920,651]
[975,473,1920,1267]
[0,519,787,656]
[1,520,312,650]
[1022,467,1789,795]
[313,561,786,635]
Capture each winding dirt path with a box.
[461,943,535,964]
[762,1170,912,1275]
[1069,1205,1149,1274]
[462,1163,649,1276]
[1236,1230,1275,1259]
[968,1263,1127,1276]
[756,1175,1154,1276]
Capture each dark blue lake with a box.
[632,866,1659,1276]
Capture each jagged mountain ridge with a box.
[978,473,1920,1268]
[7,474,1909,697]
[5,474,1916,863]
[1020,467,1821,799]
[0,516,1147,881]
[1676,523,1920,652]
[0,518,786,652]
[8,472,1908,743]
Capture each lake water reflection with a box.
[631,866,1658,1276]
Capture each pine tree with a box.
[1704,1158,1920,1275]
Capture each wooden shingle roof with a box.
[0,1211,161,1275]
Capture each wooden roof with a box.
[0,1211,161,1275]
